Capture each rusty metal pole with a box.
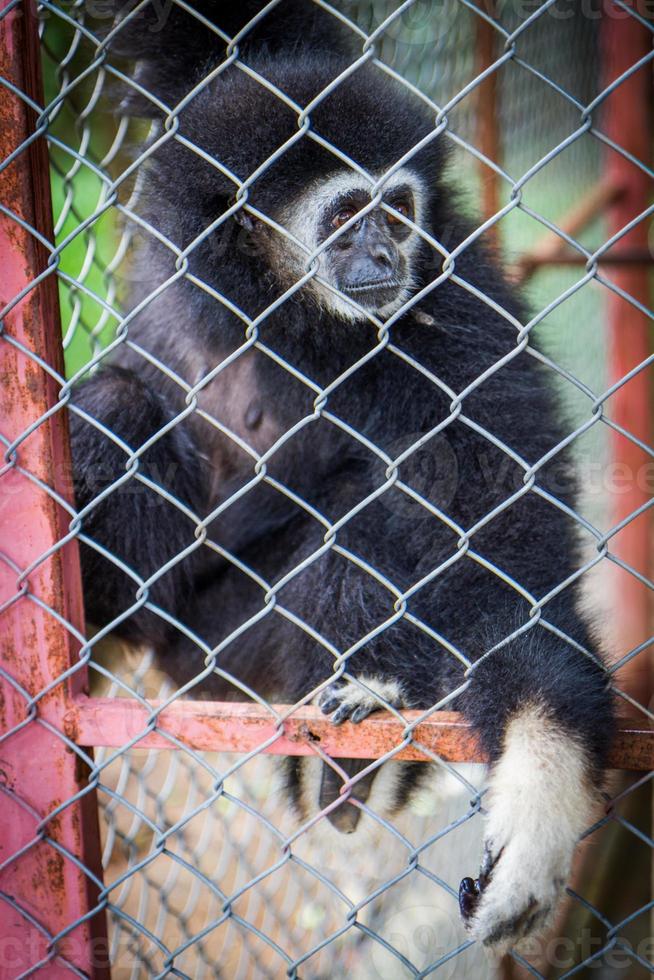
[475,0,500,251]
[0,1,109,976]
[601,1,653,707]
[601,0,654,948]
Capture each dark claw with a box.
[350,704,373,724]
[479,845,503,890]
[459,876,481,921]
[320,696,342,715]
[331,704,353,725]
[459,846,503,924]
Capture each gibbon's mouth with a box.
[340,279,410,305]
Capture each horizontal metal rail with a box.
[65,697,654,769]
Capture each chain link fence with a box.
[1,0,653,977]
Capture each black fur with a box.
[70,366,205,646]
[71,2,614,825]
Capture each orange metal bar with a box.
[63,697,654,770]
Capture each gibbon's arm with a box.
[456,620,612,950]
[317,589,612,951]
[69,366,207,648]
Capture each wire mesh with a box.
[1,0,653,977]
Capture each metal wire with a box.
[1,0,653,976]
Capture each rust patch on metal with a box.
[293,722,321,743]
[45,851,65,894]
[62,706,79,744]
[0,760,15,792]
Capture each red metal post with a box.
[602,1,653,707]
[475,0,501,250]
[0,1,109,976]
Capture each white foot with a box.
[459,704,599,954]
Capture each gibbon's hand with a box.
[459,705,599,953]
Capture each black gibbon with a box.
[70,0,613,950]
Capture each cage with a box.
[1,2,653,978]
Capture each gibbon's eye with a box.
[387,200,411,225]
[331,207,357,229]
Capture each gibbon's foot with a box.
[459,705,599,954]
[318,675,407,725]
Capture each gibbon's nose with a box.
[362,226,397,281]
[341,221,399,289]
[319,758,380,833]
[371,240,394,274]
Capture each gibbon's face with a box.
[239,167,426,322]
